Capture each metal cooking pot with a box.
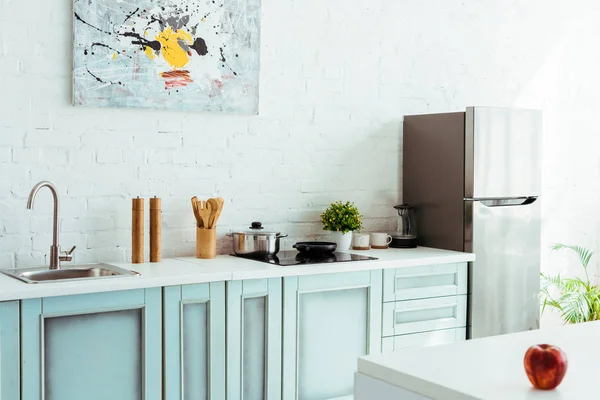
[227,222,288,256]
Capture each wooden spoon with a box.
[211,197,225,228]
[191,196,202,227]
[207,198,220,229]
[198,200,212,230]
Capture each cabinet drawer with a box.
[382,328,466,353]
[383,263,467,302]
[382,295,467,337]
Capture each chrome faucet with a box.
[27,181,76,269]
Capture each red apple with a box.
[524,344,568,390]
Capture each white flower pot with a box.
[332,231,353,251]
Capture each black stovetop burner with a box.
[232,251,378,266]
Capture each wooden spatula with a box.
[198,200,212,230]
[207,198,220,229]
[191,196,202,227]
[211,197,225,228]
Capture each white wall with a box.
[0,0,599,324]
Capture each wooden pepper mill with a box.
[132,197,144,263]
[150,197,161,262]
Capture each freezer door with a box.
[466,197,541,339]
[465,107,542,199]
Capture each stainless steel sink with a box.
[1,263,140,284]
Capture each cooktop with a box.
[232,251,378,266]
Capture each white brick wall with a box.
[1,0,599,325]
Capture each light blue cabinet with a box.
[282,270,383,400]
[227,278,282,400]
[21,289,162,400]
[163,282,226,400]
[0,301,19,400]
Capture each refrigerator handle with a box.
[466,196,538,207]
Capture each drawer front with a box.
[381,328,466,353]
[382,295,467,337]
[383,263,467,302]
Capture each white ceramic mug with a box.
[370,232,392,248]
[352,233,370,248]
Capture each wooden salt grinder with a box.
[132,197,144,263]
[150,197,161,262]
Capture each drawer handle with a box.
[394,305,457,325]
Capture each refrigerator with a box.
[403,106,542,339]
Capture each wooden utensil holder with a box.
[196,227,217,259]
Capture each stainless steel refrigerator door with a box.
[465,197,541,339]
[465,107,542,199]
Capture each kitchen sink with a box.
[1,263,140,284]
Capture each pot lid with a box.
[232,222,281,236]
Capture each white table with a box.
[356,321,599,400]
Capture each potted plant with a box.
[540,243,600,324]
[320,201,363,250]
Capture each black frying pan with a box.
[293,241,337,255]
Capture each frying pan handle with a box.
[293,242,306,251]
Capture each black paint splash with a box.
[86,65,103,83]
[91,42,133,58]
[219,47,238,76]
[86,65,123,86]
[121,31,161,51]
[192,38,208,56]
[74,12,112,35]
[123,7,140,24]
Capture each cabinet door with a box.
[227,278,282,400]
[164,282,226,400]
[0,301,19,400]
[21,288,162,400]
[282,270,382,400]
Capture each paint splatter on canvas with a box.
[73,0,261,113]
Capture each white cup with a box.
[370,233,392,248]
[352,233,370,248]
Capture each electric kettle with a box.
[390,204,417,248]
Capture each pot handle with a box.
[276,234,288,239]
[293,243,305,250]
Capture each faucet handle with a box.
[59,246,76,262]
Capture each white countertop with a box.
[0,247,474,301]
[358,322,599,400]
[177,246,474,280]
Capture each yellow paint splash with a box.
[155,27,193,69]
[144,46,155,60]
[113,53,117,60]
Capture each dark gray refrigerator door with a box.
[466,197,541,339]
[465,107,542,199]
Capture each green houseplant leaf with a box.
[320,201,363,234]
[540,243,600,324]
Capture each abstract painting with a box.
[73,0,261,113]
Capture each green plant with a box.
[540,243,600,324]
[320,201,363,234]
